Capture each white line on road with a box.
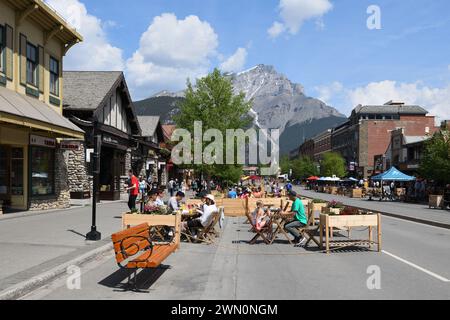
[382,250,450,283]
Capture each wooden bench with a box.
[111,217,181,291]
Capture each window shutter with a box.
[19,33,27,85]
[5,25,13,80]
[38,46,44,92]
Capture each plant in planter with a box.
[312,198,327,204]
[143,205,169,215]
[326,200,345,215]
[340,206,360,216]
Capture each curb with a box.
[0,242,113,300]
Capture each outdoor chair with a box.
[182,211,221,244]
[245,210,273,245]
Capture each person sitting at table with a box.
[146,189,159,206]
[168,191,185,212]
[182,194,218,237]
[252,200,271,230]
[155,189,165,206]
[252,187,263,199]
[284,190,308,246]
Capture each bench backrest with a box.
[121,214,182,249]
[112,223,150,264]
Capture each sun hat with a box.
[205,194,215,203]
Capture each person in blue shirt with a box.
[228,188,238,199]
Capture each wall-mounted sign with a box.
[60,141,81,151]
[30,135,56,148]
[86,148,94,163]
[103,135,119,145]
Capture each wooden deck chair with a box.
[183,211,220,244]
[295,205,321,248]
[245,210,272,245]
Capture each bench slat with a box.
[126,244,176,268]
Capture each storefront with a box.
[63,71,142,203]
[0,123,83,212]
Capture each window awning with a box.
[0,86,84,139]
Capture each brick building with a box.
[313,129,332,162]
[298,138,314,159]
[331,101,437,178]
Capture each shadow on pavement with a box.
[98,266,169,292]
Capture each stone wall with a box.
[66,141,90,194]
[29,147,71,211]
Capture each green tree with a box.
[292,156,319,180]
[279,155,291,174]
[420,130,450,185]
[173,69,253,185]
[320,152,347,178]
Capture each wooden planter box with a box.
[122,213,181,230]
[312,203,328,213]
[429,195,444,209]
[352,189,362,198]
[320,213,381,253]
[329,187,338,195]
[323,207,343,215]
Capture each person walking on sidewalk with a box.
[126,170,139,211]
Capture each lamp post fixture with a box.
[86,130,102,241]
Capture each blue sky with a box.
[47,0,450,121]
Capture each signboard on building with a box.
[60,141,81,151]
[30,135,56,148]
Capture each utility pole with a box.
[86,130,102,241]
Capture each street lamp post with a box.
[86,132,102,241]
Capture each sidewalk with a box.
[0,201,128,296]
[295,186,450,228]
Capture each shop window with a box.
[0,147,7,196]
[31,147,55,196]
[11,148,24,195]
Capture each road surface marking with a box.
[382,250,450,282]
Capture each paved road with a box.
[22,214,450,300]
[295,186,450,227]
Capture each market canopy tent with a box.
[319,176,341,182]
[307,176,320,181]
[371,167,416,182]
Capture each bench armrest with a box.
[119,235,153,261]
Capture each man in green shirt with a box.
[284,191,308,245]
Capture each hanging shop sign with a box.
[30,135,56,148]
[60,141,81,151]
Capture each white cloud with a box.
[268,22,285,39]
[268,0,333,38]
[45,0,124,70]
[347,81,450,122]
[316,80,450,123]
[315,81,344,105]
[220,48,248,73]
[126,13,219,99]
